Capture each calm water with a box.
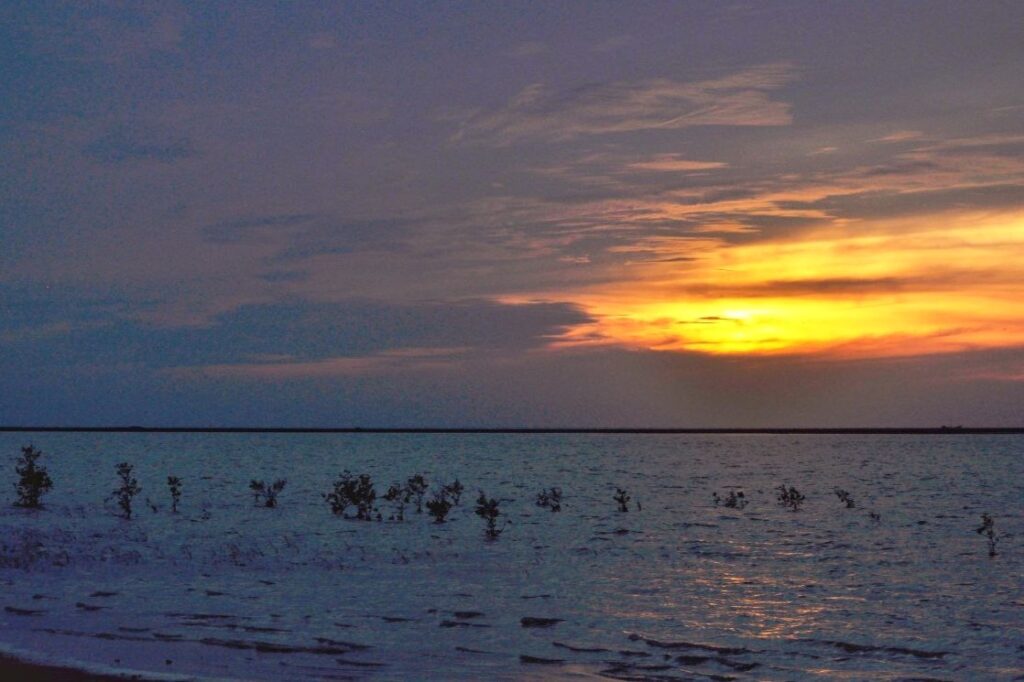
[1,433,1022,680]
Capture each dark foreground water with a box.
[1,432,1021,680]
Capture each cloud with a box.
[202,213,318,243]
[0,295,593,376]
[626,155,728,172]
[505,41,546,58]
[308,32,338,50]
[84,125,195,163]
[29,3,187,64]
[550,210,1024,359]
[872,130,924,143]
[591,35,632,53]
[451,62,796,145]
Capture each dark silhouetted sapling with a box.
[713,490,748,509]
[776,484,805,511]
[475,491,503,539]
[407,474,428,513]
[167,476,182,513]
[614,487,630,513]
[14,445,53,509]
[249,479,286,508]
[110,462,141,519]
[535,487,562,512]
[833,488,855,508]
[442,479,464,505]
[324,471,377,520]
[384,483,410,521]
[976,513,999,557]
[426,490,453,523]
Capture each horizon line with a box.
[1,425,1023,435]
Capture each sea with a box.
[1,432,1021,680]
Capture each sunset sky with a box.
[2,2,1024,426]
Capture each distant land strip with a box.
[1,426,1023,435]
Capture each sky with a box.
[2,1,1024,427]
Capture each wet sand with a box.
[0,654,137,681]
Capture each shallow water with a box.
[1,433,1021,680]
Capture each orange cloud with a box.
[519,210,1024,359]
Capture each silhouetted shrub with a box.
[249,479,286,508]
[407,474,428,513]
[474,491,503,539]
[441,479,464,505]
[383,483,410,521]
[613,487,631,513]
[713,490,748,509]
[324,471,377,520]
[426,490,453,523]
[833,488,855,508]
[110,462,141,519]
[776,484,805,511]
[167,476,182,513]
[976,513,999,557]
[14,445,53,509]
[535,487,562,512]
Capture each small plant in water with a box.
[833,488,856,508]
[613,487,631,513]
[407,474,428,513]
[324,471,377,520]
[426,490,453,523]
[383,483,410,521]
[976,513,999,557]
[535,487,562,512]
[14,445,53,509]
[776,484,805,512]
[869,511,881,523]
[110,462,141,519]
[167,476,182,513]
[474,491,503,539]
[441,479,464,505]
[249,479,287,508]
[713,490,748,509]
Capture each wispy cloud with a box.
[505,41,546,58]
[452,62,797,145]
[29,3,187,64]
[626,154,728,172]
[84,125,195,163]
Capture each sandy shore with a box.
[0,654,148,681]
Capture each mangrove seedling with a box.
[442,479,465,505]
[976,513,999,557]
[14,445,53,509]
[167,476,182,513]
[713,490,748,509]
[426,490,453,523]
[110,462,141,519]
[535,487,562,512]
[383,483,410,521]
[474,491,503,539]
[407,474,428,513]
[833,488,856,508]
[776,484,805,512]
[324,471,377,520]
[250,479,287,508]
[614,487,631,513]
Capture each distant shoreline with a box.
[1,426,1022,435]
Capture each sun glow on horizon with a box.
[531,210,1024,359]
